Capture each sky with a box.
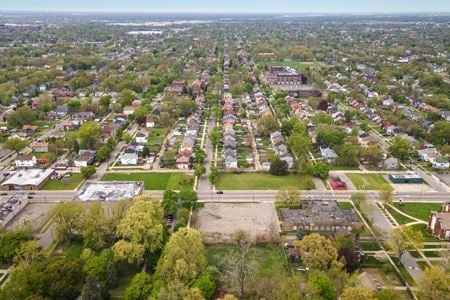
[0,0,449,13]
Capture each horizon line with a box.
[1,9,450,15]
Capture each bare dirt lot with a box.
[391,183,432,192]
[194,202,279,244]
[7,203,56,232]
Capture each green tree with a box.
[13,240,45,265]
[125,272,153,300]
[81,203,113,250]
[52,202,83,245]
[360,144,384,168]
[222,230,255,298]
[45,258,85,300]
[307,162,330,179]
[416,266,450,300]
[192,274,216,299]
[157,282,189,300]
[177,99,197,117]
[257,115,279,137]
[113,195,164,264]
[120,89,134,107]
[294,233,341,271]
[275,189,301,208]
[341,287,375,300]
[390,225,424,260]
[96,145,111,162]
[99,95,112,110]
[162,189,178,216]
[269,157,288,176]
[288,132,311,159]
[0,230,30,264]
[3,137,28,154]
[194,149,206,164]
[7,106,37,127]
[208,166,219,185]
[308,272,337,300]
[123,133,132,144]
[388,136,411,161]
[194,165,206,177]
[156,228,206,285]
[68,100,82,113]
[430,121,450,146]
[81,166,96,179]
[37,92,55,113]
[378,183,394,205]
[81,275,109,300]
[78,121,101,149]
[209,128,221,147]
[178,189,198,209]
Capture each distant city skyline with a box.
[1,0,449,13]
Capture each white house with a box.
[225,156,238,169]
[432,158,449,170]
[74,151,95,167]
[120,150,138,165]
[15,155,37,168]
[135,132,148,144]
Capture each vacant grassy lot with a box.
[337,201,353,210]
[392,203,442,221]
[41,173,84,190]
[206,244,287,278]
[196,202,278,244]
[216,173,315,190]
[147,127,169,151]
[385,206,415,225]
[346,173,388,190]
[101,172,193,190]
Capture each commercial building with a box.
[279,201,362,234]
[1,169,54,190]
[389,174,423,184]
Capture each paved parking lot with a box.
[7,203,56,232]
[195,202,279,244]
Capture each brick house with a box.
[428,202,450,240]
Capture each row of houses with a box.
[418,144,450,169]
[176,105,204,169]
[222,93,238,169]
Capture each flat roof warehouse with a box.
[75,181,144,201]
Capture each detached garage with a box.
[389,174,423,184]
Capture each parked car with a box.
[216,191,224,194]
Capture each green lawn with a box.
[410,224,440,243]
[385,206,415,225]
[328,164,360,171]
[101,172,194,190]
[337,201,353,210]
[346,173,389,190]
[359,241,381,251]
[392,203,442,221]
[148,127,169,147]
[206,244,287,277]
[41,173,84,190]
[215,173,315,190]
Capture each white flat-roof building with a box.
[75,181,144,201]
[1,169,54,190]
